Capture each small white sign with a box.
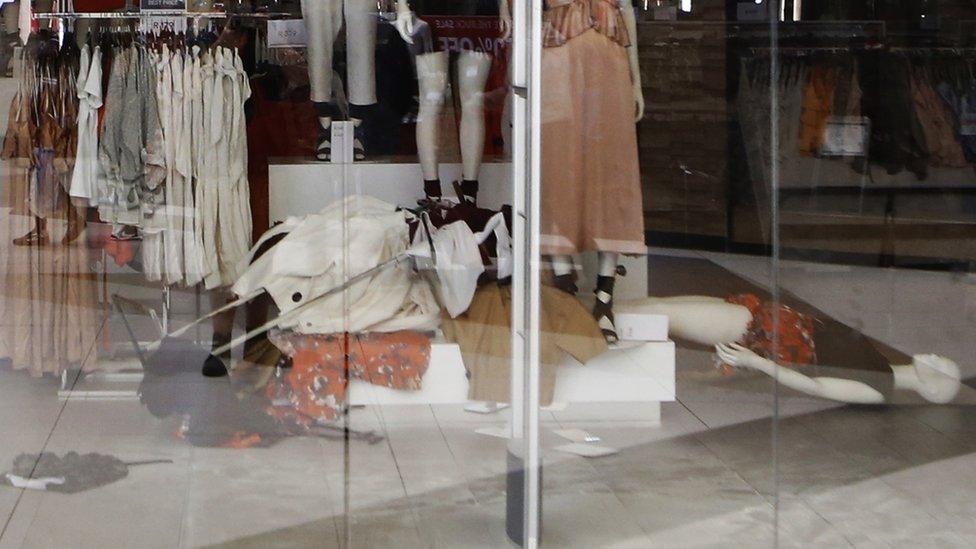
[267,19,308,48]
[821,116,870,157]
[615,313,669,342]
[330,121,356,164]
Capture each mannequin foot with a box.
[593,275,618,344]
[453,179,479,205]
[315,125,331,162]
[421,179,442,203]
[353,123,367,161]
[552,273,578,296]
[61,215,85,246]
[13,227,50,247]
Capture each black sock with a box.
[424,179,442,200]
[313,101,339,120]
[349,103,376,122]
[459,179,478,204]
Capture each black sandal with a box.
[593,275,618,344]
[552,273,578,296]
[315,126,331,162]
[13,227,50,247]
[353,123,367,161]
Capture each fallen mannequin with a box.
[625,294,963,404]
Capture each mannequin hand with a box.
[395,1,415,44]
[633,83,645,122]
[499,14,512,41]
[499,0,512,41]
[715,343,761,370]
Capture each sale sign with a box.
[418,15,508,57]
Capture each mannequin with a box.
[629,295,963,404]
[302,0,378,161]
[540,0,645,343]
[395,0,509,204]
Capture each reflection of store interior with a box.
[1,0,976,546]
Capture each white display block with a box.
[553,341,676,403]
[348,341,676,405]
[268,159,513,224]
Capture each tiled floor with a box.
[1,249,975,547]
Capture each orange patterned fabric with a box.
[726,293,818,367]
[266,331,431,426]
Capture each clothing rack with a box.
[38,8,237,399]
[32,11,293,19]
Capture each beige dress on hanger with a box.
[0,67,100,377]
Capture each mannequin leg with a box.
[210,289,236,358]
[457,50,492,202]
[343,0,377,107]
[302,0,342,160]
[550,254,577,294]
[629,297,753,346]
[344,0,378,159]
[416,51,449,195]
[593,252,619,343]
[301,0,341,105]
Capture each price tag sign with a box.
[141,0,186,8]
[267,19,309,48]
[821,116,870,157]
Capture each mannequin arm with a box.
[395,0,415,43]
[716,343,886,404]
[618,0,644,121]
[499,0,512,41]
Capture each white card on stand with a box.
[475,426,511,439]
[330,121,355,164]
[554,428,601,444]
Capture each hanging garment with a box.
[0,41,100,377]
[799,65,838,157]
[540,0,645,256]
[909,69,968,168]
[69,44,104,205]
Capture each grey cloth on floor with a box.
[1,452,171,494]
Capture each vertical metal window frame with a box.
[510,0,543,545]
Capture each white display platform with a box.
[271,158,673,418]
[348,341,676,408]
[269,159,513,222]
[269,159,649,299]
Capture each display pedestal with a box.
[348,341,676,420]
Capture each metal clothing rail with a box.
[32,11,294,19]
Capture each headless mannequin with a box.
[544,0,644,343]
[626,296,962,404]
[302,0,378,161]
[395,1,494,204]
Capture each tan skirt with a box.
[541,29,645,256]
[441,284,607,406]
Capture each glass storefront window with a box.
[0,0,973,546]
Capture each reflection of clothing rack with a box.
[33,11,293,19]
